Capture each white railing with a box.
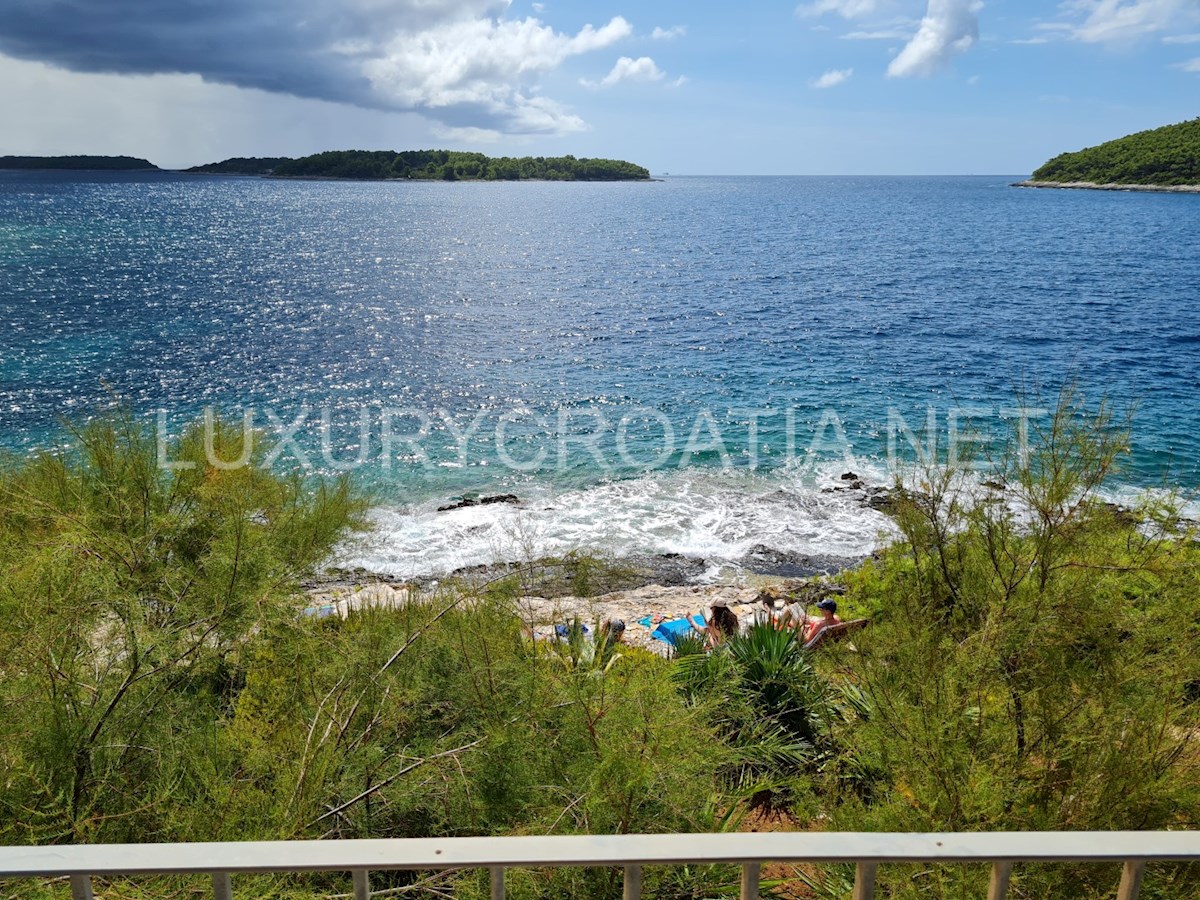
[2,832,1198,900]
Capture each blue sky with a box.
[0,0,1197,174]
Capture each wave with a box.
[334,460,1200,582]
[335,462,901,580]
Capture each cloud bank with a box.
[0,0,633,134]
[887,0,980,78]
[1068,0,1187,43]
[798,0,882,18]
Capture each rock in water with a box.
[438,494,520,512]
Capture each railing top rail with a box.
[1,832,1199,878]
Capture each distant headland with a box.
[0,155,158,171]
[1014,117,1200,193]
[1,149,651,182]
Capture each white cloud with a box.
[581,55,668,88]
[887,0,980,78]
[1176,56,1200,70]
[651,25,687,40]
[363,15,633,133]
[1163,33,1200,43]
[431,124,504,142]
[532,2,545,11]
[1064,0,1188,43]
[812,67,854,87]
[797,0,881,19]
[843,29,912,39]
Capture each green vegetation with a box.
[817,390,1200,897]
[1,392,1199,898]
[0,155,158,171]
[185,156,293,175]
[1031,117,1200,186]
[271,149,651,181]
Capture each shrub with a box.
[818,387,1200,897]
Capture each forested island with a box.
[221,149,651,181]
[185,156,292,175]
[1,150,649,180]
[1017,117,1200,191]
[0,155,158,171]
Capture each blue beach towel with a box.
[650,615,705,646]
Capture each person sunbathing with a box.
[802,599,842,643]
[704,600,740,649]
[753,596,788,629]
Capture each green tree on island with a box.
[268,149,650,181]
[1032,117,1200,186]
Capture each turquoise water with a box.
[2,171,1198,575]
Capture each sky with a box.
[0,0,1197,175]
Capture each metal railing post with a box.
[988,861,1012,900]
[623,863,642,899]
[489,865,505,900]
[1116,861,1146,900]
[739,861,760,900]
[69,874,93,900]
[352,868,370,900]
[853,861,877,900]
[212,872,233,900]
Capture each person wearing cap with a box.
[802,598,842,643]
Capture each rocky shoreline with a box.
[300,475,916,622]
[298,478,1185,649]
[325,475,902,592]
[300,561,851,653]
[1012,180,1200,194]
[304,546,867,604]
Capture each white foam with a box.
[334,455,1194,580]
[335,463,901,579]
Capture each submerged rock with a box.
[861,485,929,515]
[437,493,520,512]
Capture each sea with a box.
[1,171,1198,579]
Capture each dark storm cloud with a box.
[0,0,483,104]
[0,0,627,132]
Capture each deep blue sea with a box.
[2,171,1198,576]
